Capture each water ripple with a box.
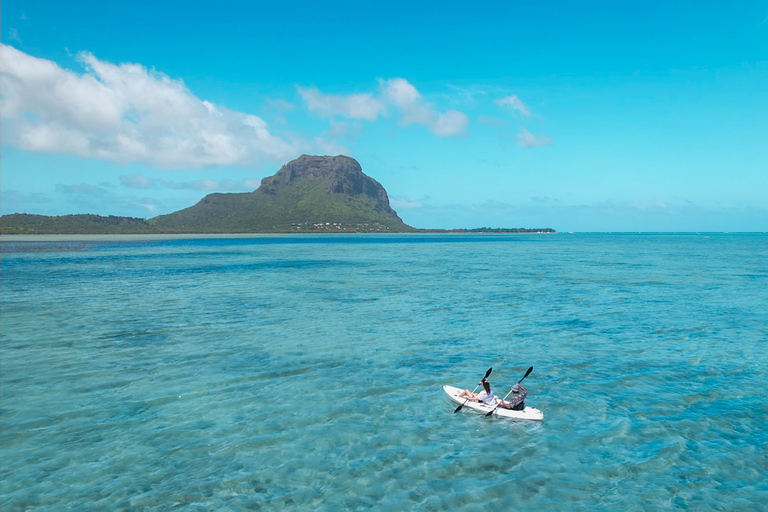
[1,233,766,510]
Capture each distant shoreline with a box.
[0,231,557,242]
[2,232,764,243]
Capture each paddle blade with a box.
[520,366,533,382]
[453,404,464,413]
[484,367,493,379]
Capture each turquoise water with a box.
[1,233,766,511]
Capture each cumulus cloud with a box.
[381,78,422,110]
[0,44,301,168]
[431,110,469,137]
[380,78,468,137]
[298,87,385,121]
[517,128,553,147]
[495,94,531,116]
[299,78,468,137]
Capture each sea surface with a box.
[1,233,766,511]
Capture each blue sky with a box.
[1,0,766,231]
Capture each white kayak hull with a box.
[443,385,544,421]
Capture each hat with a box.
[511,384,520,392]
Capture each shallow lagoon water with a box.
[1,233,766,510]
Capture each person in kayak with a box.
[459,379,498,405]
[499,383,526,410]
[460,380,527,410]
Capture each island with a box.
[0,155,555,235]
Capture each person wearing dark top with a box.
[501,383,526,410]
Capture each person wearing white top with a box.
[459,379,497,404]
[459,379,523,410]
[476,382,497,405]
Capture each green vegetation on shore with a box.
[0,214,156,235]
[0,213,555,235]
[0,155,555,235]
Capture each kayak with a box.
[443,385,544,421]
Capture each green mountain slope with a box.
[151,155,413,233]
[0,155,415,234]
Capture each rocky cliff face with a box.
[258,155,398,216]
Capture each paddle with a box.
[485,366,533,417]
[454,367,493,413]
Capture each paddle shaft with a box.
[485,366,533,417]
[454,367,492,413]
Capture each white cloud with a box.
[0,44,302,168]
[517,128,553,147]
[298,87,385,121]
[432,110,469,137]
[495,94,531,116]
[381,78,469,137]
[382,78,422,109]
[299,78,469,137]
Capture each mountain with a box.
[0,155,416,234]
[152,155,414,233]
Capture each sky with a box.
[1,0,766,231]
